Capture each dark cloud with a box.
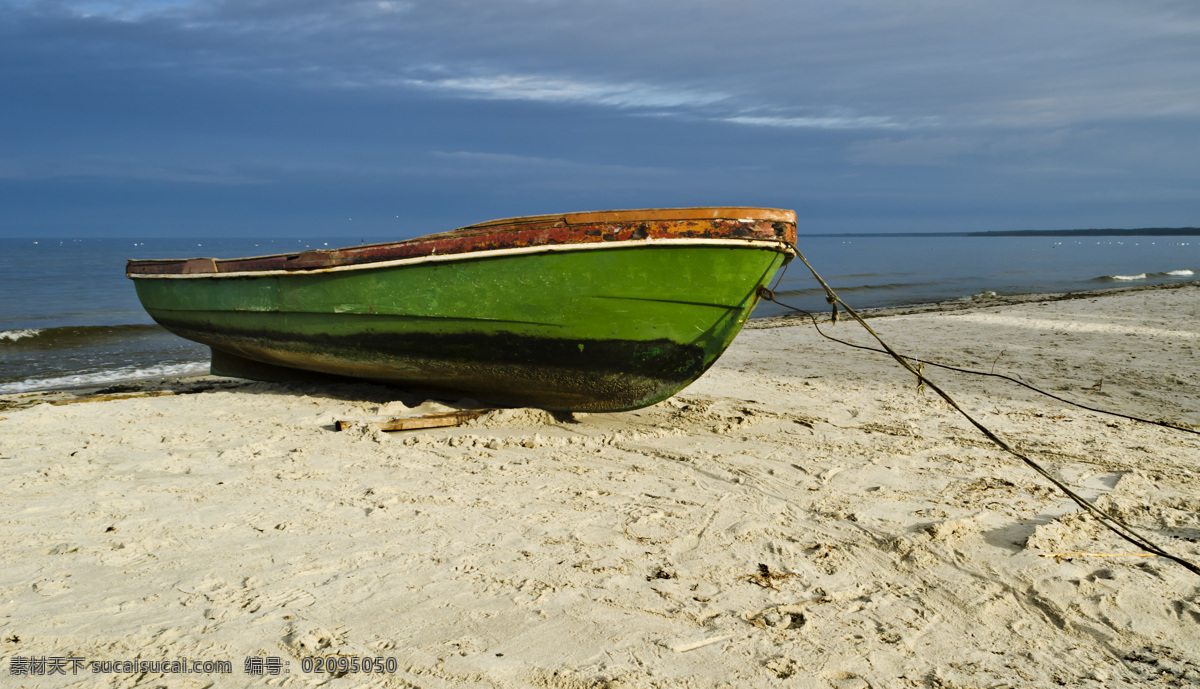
[2,0,1199,236]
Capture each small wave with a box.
[1109,274,1147,281]
[963,290,998,301]
[0,329,42,342]
[772,287,834,299]
[0,323,164,348]
[1165,269,1195,277]
[773,278,945,296]
[0,361,209,394]
[834,281,942,293]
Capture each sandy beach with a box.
[3,283,1199,688]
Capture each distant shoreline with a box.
[805,227,1200,237]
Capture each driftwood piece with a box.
[662,635,731,653]
[336,409,496,432]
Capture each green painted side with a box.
[132,244,788,410]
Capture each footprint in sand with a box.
[241,587,317,613]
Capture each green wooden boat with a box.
[127,207,796,412]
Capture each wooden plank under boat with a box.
[126,207,797,412]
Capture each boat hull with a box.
[129,207,795,411]
[133,242,787,411]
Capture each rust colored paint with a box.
[127,207,797,276]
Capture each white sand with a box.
[3,285,1199,688]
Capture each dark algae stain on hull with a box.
[128,207,797,411]
[195,328,712,412]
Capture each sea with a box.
[2,235,1197,394]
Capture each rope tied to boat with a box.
[760,243,1200,578]
[824,293,839,323]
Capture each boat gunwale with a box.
[127,237,795,279]
[458,206,795,230]
[125,207,797,278]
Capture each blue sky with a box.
[2,0,1199,237]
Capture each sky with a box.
[2,0,1199,238]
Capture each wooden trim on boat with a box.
[128,238,795,279]
[462,207,796,229]
[126,207,797,278]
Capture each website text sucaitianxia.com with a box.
[8,654,401,677]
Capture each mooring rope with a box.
[763,260,1198,437]
[762,245,1200,577]
[767,302,1200,438]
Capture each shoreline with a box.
[2,280,1198,686]
[3,278,1196,407]
[750,277,1200,326]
